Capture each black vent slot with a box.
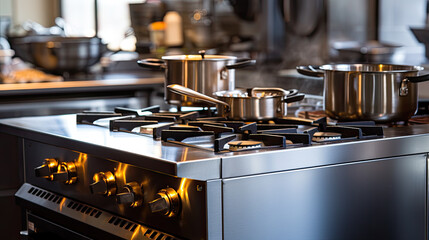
[106,216,177,239]
[107,216,137,232]
[28,187,61,204]
[156,233,165,240]
[130,224,137,232]
[66,201,102,218]
[144,228,176,240]
[149,231,158,239]
[28,187,35,194]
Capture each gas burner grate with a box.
[75,106,385,151]
[153,111,199,123]
[275,116,327,125]
[161,130,215,142]
[114,105,160,116]
[161,124,294,152]
[77,112,123,124]
[110,119,158,132]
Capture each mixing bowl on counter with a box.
[8,35,107,74]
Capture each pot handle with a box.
[296,65,325,77]
[167,84,230,110]
[283,93,305,103]
[406,73,429,83]
[137,58,166,70]
[225,59,256,69]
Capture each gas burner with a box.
[312,132,342,142]
[228,140,263,151]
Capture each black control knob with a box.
[148,188,181,217]
[51,162,77,184]
[116,191,135,204]
[89,171,116,196]
[52,170,69,182]
[116,182,143,207]
[149,195,170,213]
[34,158,58,180]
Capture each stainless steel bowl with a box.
[9,36,106,73]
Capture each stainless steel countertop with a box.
[0,77,164,96]
[1,114,429,180]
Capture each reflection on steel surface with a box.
[115,163,128,184]
[130,225,145,239]
[58,197,66,212]
[75,153,88,183]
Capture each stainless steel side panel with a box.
[222,154,426,240]
[206,180,222,240]
[222,132,429,178]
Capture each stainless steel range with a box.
[2,105,429,239]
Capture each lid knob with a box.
[198,50,206,59]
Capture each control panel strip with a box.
[15,183,181,240]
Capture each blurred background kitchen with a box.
[0,0,427,118]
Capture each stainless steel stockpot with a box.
[167,84,304,121]
[138,53,255,107]
[297,64,429,122]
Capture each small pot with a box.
[297,64,429,122]
[138,51,256,107]
[167,84,305,121]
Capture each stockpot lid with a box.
[319,63,424,73]
[162,55,237,61]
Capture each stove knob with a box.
[116,182,143,207]
[52,162,77,184]
[89,171,116,196]
[34,158,58,180]
[148,188,180,217]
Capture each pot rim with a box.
[319,63,424,73]
[215,95,281,100]
[162,55,237,61]
[215,89,286,99]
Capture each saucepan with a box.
[297,63,429,122]
[138,51,256,107]
[167,84,304,121]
